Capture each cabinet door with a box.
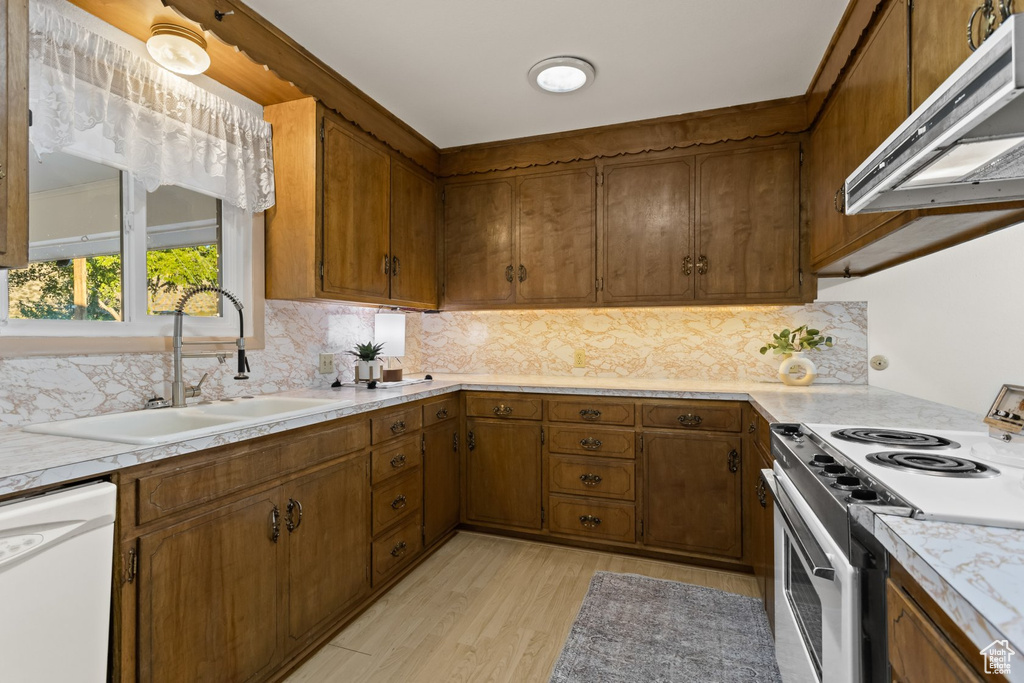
[602,157,693,303]
[809,92,847,264]
[321,113,390,301]
[390,160,437,307]
[443,179,515,306]
[643,431,743,558]
[423,424,460,546]
[911,0,987,109]
[695,144,801,300]
[0,0,28,269]
[137,490,283,683]
[516,168,597,306]
[840,0,909,245]
[464,420,542,529]
[284,454,371,652]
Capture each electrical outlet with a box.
[573,349,586,368]
[318,353,336,375]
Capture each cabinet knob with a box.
[682,255,693,276]
[579,437,603,451]
[728,449,740,473]
[756,479,767,508]
[493,404,513,416]
[390,494,408,510]
[505,265,514,283]
[833,187,846,214]
[677,413,703,427]
[269,505,281,543]
[518,264,528,282]
[390,454,406,469]
[391,255,401,276]
[578,408,602,421]
[390,420,407,434]
[579,514,602,528]
[286,498,303,532]
[383,254,391,275]
[579,473,603,487]
[0,164,6,181]
[467,430,475,451]
[696,255,709,275]
[390,541,407,558]
[436,407,449,420]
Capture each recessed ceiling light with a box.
[528,57,596,94]
[147,24,211,75]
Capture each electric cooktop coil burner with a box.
[866,451,998,478]
[832,428,961,449]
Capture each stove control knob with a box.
[849,489,879,502]
[834,475,863,489]
[810,454,836,466]
[821,464,847,477]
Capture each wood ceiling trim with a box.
[161,0,441,174]
[438,96,810,178]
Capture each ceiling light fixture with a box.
[147,24,211,75]
[528,56,595,94]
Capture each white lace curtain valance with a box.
[28,0,276,213]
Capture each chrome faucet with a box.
[172,286,250,407]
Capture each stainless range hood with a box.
[846,15,1024,214]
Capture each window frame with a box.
[0,145,256,341]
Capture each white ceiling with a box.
[244,0,850,148]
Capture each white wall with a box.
[817,224,1024,415]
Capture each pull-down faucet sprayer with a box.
[171,286,249,407]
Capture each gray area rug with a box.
[549,572,782,683]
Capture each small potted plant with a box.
[760,326,834,386]
[346,341,385,383]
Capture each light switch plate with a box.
[318,353,335,374]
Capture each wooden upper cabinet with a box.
[284,454,370,653]
[0,0,28,269]
[443,179,515,307]
[695,143,801,300]
[390,159,437,307]
[602,157,693,303]
[809,91,847,264]
[910,0,988,109]
[321,111,391,301]
[515,168,597,306]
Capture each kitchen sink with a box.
[23,395,352,445]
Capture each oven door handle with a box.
[764,471,837,582]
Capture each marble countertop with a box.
[873,514,1024,680]
[2,372,1014,666]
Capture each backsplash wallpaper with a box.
[0,301,866,430]
[414,303,867,384]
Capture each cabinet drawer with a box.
[642,402,742,432]
[280,418,370,471]
[547,426,635,459]
[371,436,422,485]
[371,405,423,444]
[372,470,422,534]
[372,517,423,586]
[546,398,634,426]
[549,455,635,501]
[465,394,542,420]
[136,445,282,525]
[423,396,459,427]
[548,495,635,543]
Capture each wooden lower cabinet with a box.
[464,419,543,529]
[285,457,371,651]
[751,449,775,632]
[423,423,460,547]
[643,431,743,558]
[137,489,284,683]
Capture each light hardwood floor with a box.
[286,532,759,682]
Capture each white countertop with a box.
[2,372,1016,668]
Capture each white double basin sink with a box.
[23,395,353,445]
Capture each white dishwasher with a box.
[0,481,117,682]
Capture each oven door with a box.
[770,469,860,683]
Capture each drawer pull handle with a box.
[579,473,603,487]
[285,498,303,533]
[436,407,449,420]
[390,454,406,469]
[756,478,767,508]
[677,413,703,427]
[579,437,603,451]
[728,449,740,473]
[390,420,407,434]
[493,404,513,416]
[390,541,407,558]
[391,494,408,510]
[579,514,602,528]
[579,408,602,421]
